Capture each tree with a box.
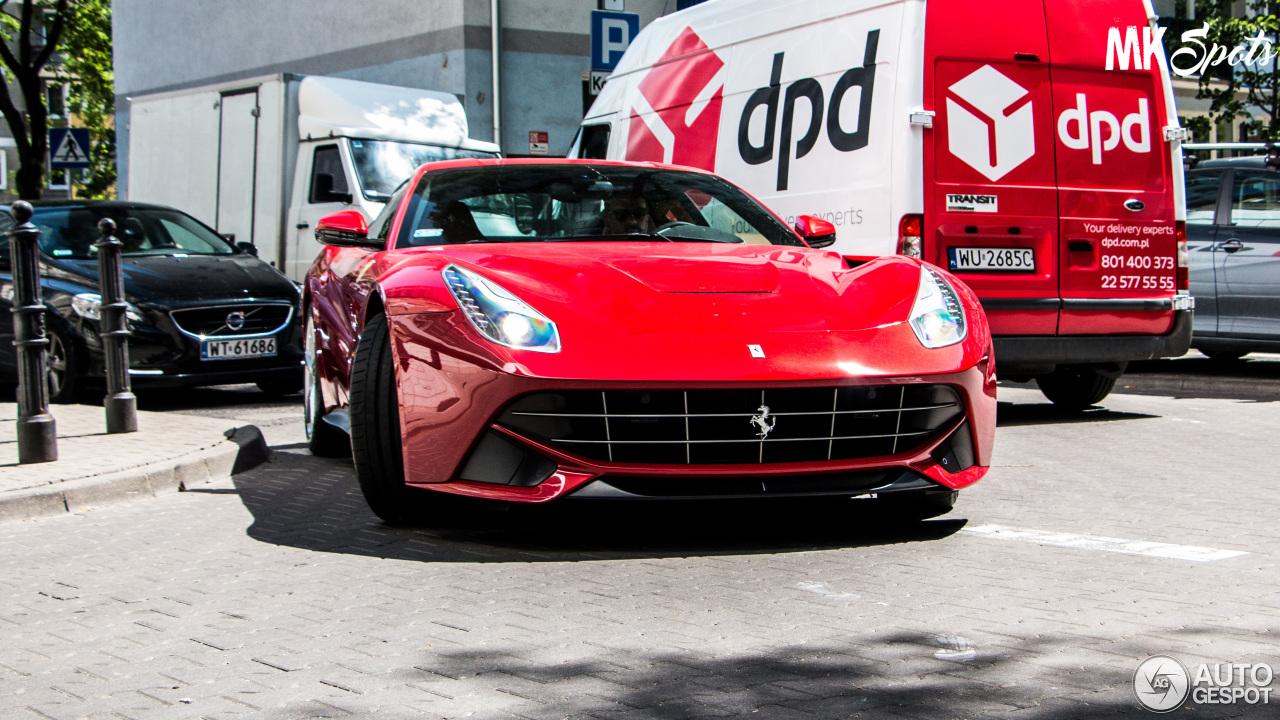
[1182,1,1280,144]
[0,0,113,200]
[52,0,113,198]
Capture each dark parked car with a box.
[1183,156,1280,360]
[0,201,303,401]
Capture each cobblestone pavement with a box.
[0,387,1276,719]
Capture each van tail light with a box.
[898,214,923,258]
[1175,220,1189,291]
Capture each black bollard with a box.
[94,218,137,434]
[8,201,57,463]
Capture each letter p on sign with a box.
[592,10,640,72]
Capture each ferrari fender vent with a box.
[498,385,964,465]
[170,303,294,338]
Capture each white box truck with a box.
[126,74,500,280]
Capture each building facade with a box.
[112,0,685,194]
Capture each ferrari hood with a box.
[418,242,918,334]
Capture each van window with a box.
[1232,171,1280,228]
[1184,170,1224,225]
[577,124,610,159]
[309,145,349,204]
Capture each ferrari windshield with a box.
[395,164,802,248]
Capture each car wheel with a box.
[303,312,349,458]
[1035,366,1117,410]
[1201,349,1247,362]
[349,312,426,524]
[876,489,958,520]
[46,319,83,404]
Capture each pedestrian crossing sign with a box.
[49,128,91,169]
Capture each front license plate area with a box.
[949,247,1035,272]
[201,337,277,361]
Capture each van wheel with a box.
[349,313,437,525]
[877,489,958,520]
[303,313,349,458]
[1035,365,1118,410]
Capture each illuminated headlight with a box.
[442,264,560,353]
[908,267,967,349]
[71,293,147,324]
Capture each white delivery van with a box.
[127,75,500,280]
[573,0,1195,408]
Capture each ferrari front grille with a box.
[497,385,964,465]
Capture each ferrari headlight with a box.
[442,264,560,353]
[908,267,967,349]
[72,293,147,324]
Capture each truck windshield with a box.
[33,206,234,259]
[349,139,498,200]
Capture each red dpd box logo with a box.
[626,27,725,171]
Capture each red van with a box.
[574,0,1193,408]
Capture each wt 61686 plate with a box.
[201,337,277,361]
[949,247,1035,272]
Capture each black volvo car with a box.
[0,201,303,401]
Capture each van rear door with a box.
[1045,1,1177,336]
[924,0,1060,336]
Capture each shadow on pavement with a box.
[133,383,301,412]
[996,399,1158,427]
[231,453,967,563]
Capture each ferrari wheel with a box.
[349,312,421,524]
[303,312,349,458]
[1035,365,1117,410]
[877,489,958,520]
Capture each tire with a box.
[46,319,83,404]
[303,312,350,458]
[257,376,303,397]
[1200,349,1247,363]
[1035,366,1118,410]
[877,489,958,520]
[349,312,423,524]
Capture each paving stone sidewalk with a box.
[0,403,265,522]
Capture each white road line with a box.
[962,524,1248,562]
[795,581,859,599]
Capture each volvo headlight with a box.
[71,293,147,324]
[442,265,560,353]
[908,267,967,349]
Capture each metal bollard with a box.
[94,218,137,434]
[8,201,57,463]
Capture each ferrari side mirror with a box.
[794,215,837,248]
[316,210,379,248]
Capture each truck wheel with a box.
[303,313,350,458]
[877,489,958,520]
[1035,365,1117,409]
[349,313,429,524]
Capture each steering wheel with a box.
[655,220,695,234]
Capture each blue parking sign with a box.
[49,128,91,169]
[591,10,640,72]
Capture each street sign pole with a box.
[8,202,57,463]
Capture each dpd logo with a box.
[738,30,880,191]
[626,27,724,170]
[945,65,1036,181]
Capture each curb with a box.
[0,425,269,523]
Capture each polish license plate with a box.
[201,337,277,361]
[949,247,1035,272]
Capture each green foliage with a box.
[50,0,114,198]
[0,0,113,199]
[1187,1,1280,142]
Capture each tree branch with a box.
[34,0,70,71]
[18,0,32,69]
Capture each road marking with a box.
[963,524,1248,562]
[794,581,859,599]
